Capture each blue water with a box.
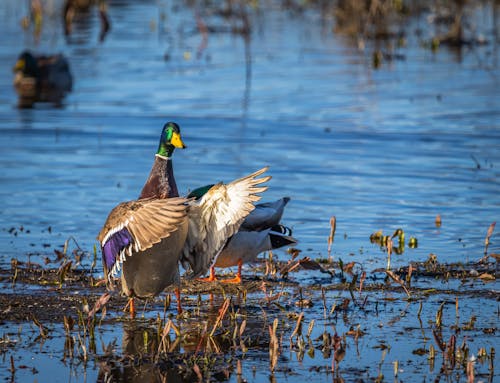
[0,0,499,382]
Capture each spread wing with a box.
[97,197,189,281]
[239,197,290,232]
[181,167,271,277]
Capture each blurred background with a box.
[0,0,499,270]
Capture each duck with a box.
[134,122,272,281]
[213,223,297,283]
[97,122,188,317]
[98,122,271,316]
[97,197,189,316]
[13,51,73,107]
[185,193,297,283]
[180,167,271,279]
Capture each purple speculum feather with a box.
[102,228,133,269]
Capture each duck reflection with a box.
[96,314,236,383]
[97,322,183,383]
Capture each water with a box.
[0,0,499,382]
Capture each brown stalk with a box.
[31,314,48,339]
[239,319,246,338]
[432,329,446,352]
[290,312,304,341]
[327,216,336,259]
[157,320,172,355]
[269,318,279,372]
[192,363,203,382]
[210,298,231,337]
[385,270,411,298]
[87,292,110,319]
[386,237,393,270]
[359,271,366,295]
[435,214,442,227]
[481,222,496,261]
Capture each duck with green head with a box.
[98,122,271,316]
[139,122,186,199]
[138,123,274,280]
[13,51,73,107]
[131,123,273,283]
[97,122,188,317]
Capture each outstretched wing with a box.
[181,167,270,277]
[97,197,189,281]
[240,197,290,232]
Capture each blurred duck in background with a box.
[13,51,73,107]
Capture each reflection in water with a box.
[95,295,275,382]
[97,303,240,383]
[241,33,251,126]
[97,322,184,383]
[64,0,111,43]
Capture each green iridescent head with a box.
[156,122,186,158]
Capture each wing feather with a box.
[181,167,270,277]
[97,197,189,280]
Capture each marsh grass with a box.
[1,218,498,382]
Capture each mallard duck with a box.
[13,51,73,106]
[98,122,271,315]
[97,197,189,315]
[213,223,297,283]
[97,122,187,317]
[131,121,272,281]
[185,194,296,283]
[180,167,271,279]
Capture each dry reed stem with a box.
[482,222,496,259]
[210,298,230,337]
[328,216,336,258]
[269,318,279,372]
[290,312,304,341]
[386,237,393,270]
[385,270,411,298]
[157,320,172,355]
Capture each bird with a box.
[98,122,271,316]
[185,193,297,283]
[13,51,73,107]
[213,223,297,283]
[134,122,272,281]
[97,197,189,317]
[180,167,271,279]
[97,122,187,317]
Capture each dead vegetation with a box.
[1,231,498,381]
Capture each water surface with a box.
[0,0,499,382]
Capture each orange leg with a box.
[221,260,242,284]
[198,266,217,282]
[175,287,182,315]
[128,297,136,318]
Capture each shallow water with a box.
[0,0,499,382]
